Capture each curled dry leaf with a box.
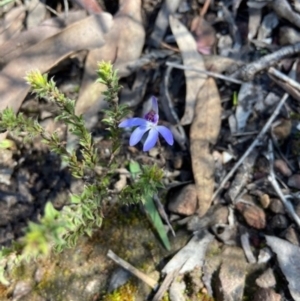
[75,0,145,128]
[190,78,221,217]
[190,16,216,55]
[169,15,207,126]
[0,13,113,134]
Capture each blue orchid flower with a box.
[119,96,174,151]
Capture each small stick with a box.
[107,249,157,289]
[166,61,243,85]
[152,269,181,301]
[268,67,300,94]
[266,140,300,228]
[211,93,289,201]
[200,0,211,17]
[231,42,300,81]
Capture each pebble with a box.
[235,202,266,229]
[269,199,285,214]
[168,184,198,216]
[253,288,281,301]
[259,194,270,209]
[283,226,300,246]
[270,214,289,229]
[13,280,33,301]
[256,268,276,288]
[274,159,292,177]
[288,174,300,189]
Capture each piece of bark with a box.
[190,78,221,217]
[0,13,112,135]
[169,15,207,126]
[75,0,145,129]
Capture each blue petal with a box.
[119,118,148,128]
[156,126,174,145]
[151,96,159,114]
[129,126,149,146]
[143,128,159,151]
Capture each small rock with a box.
[269,199,285,214]
[274,159,292,177]
[168,184,198,216]
[85,278,101,294]
[272,118,292,140]
[253,288,281,301]
[258,247,273,264]
[235,202,266,229]
[270,214,289,229]
[259,194,270,209]
[255,268,276,288]
[13,280,33,301]
[283,226,300,246]
[288,174,300,189]
[215,246,247,301]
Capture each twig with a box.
[211,93,289,201]
[266,140,300,228]
[107,250,157,289]
[152,269,181,301]
[166,61,243,84]
[269,67,300,94]
[200,0,211,17]
[240,231,256,263]
[232,42,300,81]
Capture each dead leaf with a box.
[169,16,207,125]
[190,16,216,55]
[190,78,221,217]
[265,236,300,301]
[0,6,25,45]
[0,10,87,66]
[0,13,113,119]
[149,0,182,47]
[75,0,145,128]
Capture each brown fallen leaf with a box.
[169,16,207,125]
[190,78,221,217]
[0,10,87,66]
[0,13,112,119]
[75,0,145,128]
[190,16,216,55]
[0,5,26,45]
